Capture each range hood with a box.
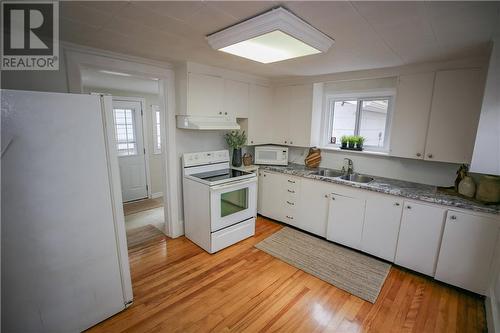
[176,115,240,130]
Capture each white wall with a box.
[471,38,500,175]
[83,87,165,196]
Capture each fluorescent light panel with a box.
[219,30,321,64]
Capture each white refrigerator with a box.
[1,89,133,332]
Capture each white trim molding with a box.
[206,7,334,53]
[151,192,163,199]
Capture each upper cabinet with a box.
[390,72,434,159]
[425,69,484,164]
[186,72,224,117]
[272,84,314,147]
[390,68,485,164]
[223,79,249,118]
[246,84,273,145]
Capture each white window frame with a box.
[151,104,161,155]
[321,89,396,152]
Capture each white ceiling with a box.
[61,1,500,78]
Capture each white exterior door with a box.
[112,99,148,202]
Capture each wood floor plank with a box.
[87,216,486,333]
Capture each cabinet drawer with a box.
[211,218,255,253]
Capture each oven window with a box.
[221,188,248,217]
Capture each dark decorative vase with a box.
[232,148,242,167]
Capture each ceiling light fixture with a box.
[206,7,334,64]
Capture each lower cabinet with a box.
[435,211,499,295]
[326,193,366,249]
[361,195,404,262]
[258,171,284,221]
[395,201,446,276]
[297,178,331,237]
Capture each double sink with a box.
[312,169,374,183]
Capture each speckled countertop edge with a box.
[259,163,499,215]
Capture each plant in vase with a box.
[340,135,348,149]
[224,130,246,167]
[347,136,356,149]
[355,136,365,150]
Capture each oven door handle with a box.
[210,178,256,191]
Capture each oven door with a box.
[210,178,257,232]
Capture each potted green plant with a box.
[224,130,247,167]
[348,135,356,149]
[356,136,365,150]
[340,135,348,149]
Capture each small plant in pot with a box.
[340,135,348,149]
[355,136,365,150]
[224,130,246,167]
[348,136,356,149]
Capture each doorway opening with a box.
[82,67,167,247]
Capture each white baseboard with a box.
[151,192,163,199]
[487,287,499,333]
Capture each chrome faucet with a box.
[342,158,353,175]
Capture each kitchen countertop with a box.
[260,163,500,215]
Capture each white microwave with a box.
[254,146,288,166]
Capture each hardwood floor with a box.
[123,197,164,216]
[88,217,486,333]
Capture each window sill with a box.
[319,146,389,157]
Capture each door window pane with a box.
[113,108,138,156]
[359,99,389,148]
[330,100,357,144]
[221,188,248,217]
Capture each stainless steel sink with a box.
[338,173,374,183]
[312,169,344,178]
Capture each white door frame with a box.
[112,96,152,200]
[65,43,182,237]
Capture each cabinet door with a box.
[187,73,224,116]
[297,178,331,237]
[248,84,273,145]
[258,171,283,221]
[326,193,366,249]
[395,201,446,276]
[424,69,484,163]
[288,84,313,147]
[224,79,249,118]
[390,73,435,159]
[435,211,499,295]
[361,195,403,262]
[272,86,291,145]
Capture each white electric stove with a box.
[182,150,257,253]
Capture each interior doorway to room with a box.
[112,98,149,202]
[80,67,167,247]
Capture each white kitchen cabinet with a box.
[272,84,313,147]
[297,178,332,237]
[395,201,446,276]
[246,84,273,145]
[326,193,366,249]
[424,69,484,163]
[390,72,435,159]
[361,195,404,262]
[224,79,249,118]
[187,72,224,116]
[258,171,283,221]
[435,211,499,295]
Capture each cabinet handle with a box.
[324,194,328,198]
[406,205,411,209]
[427,154,433,158]
[331,196,335,200]
[219,111,222,115]
[287,180,296,184]
[416,153,422,157]
[224,112,228,115]
[286,201,294,206]
[251,140,254,144]
[284,140,287,144]
[290,141,293,144]
[450,215,457,220]
[287,189,295,193]
[286,215,294,219]
[263,174,266,177]
[394,202,400,206]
